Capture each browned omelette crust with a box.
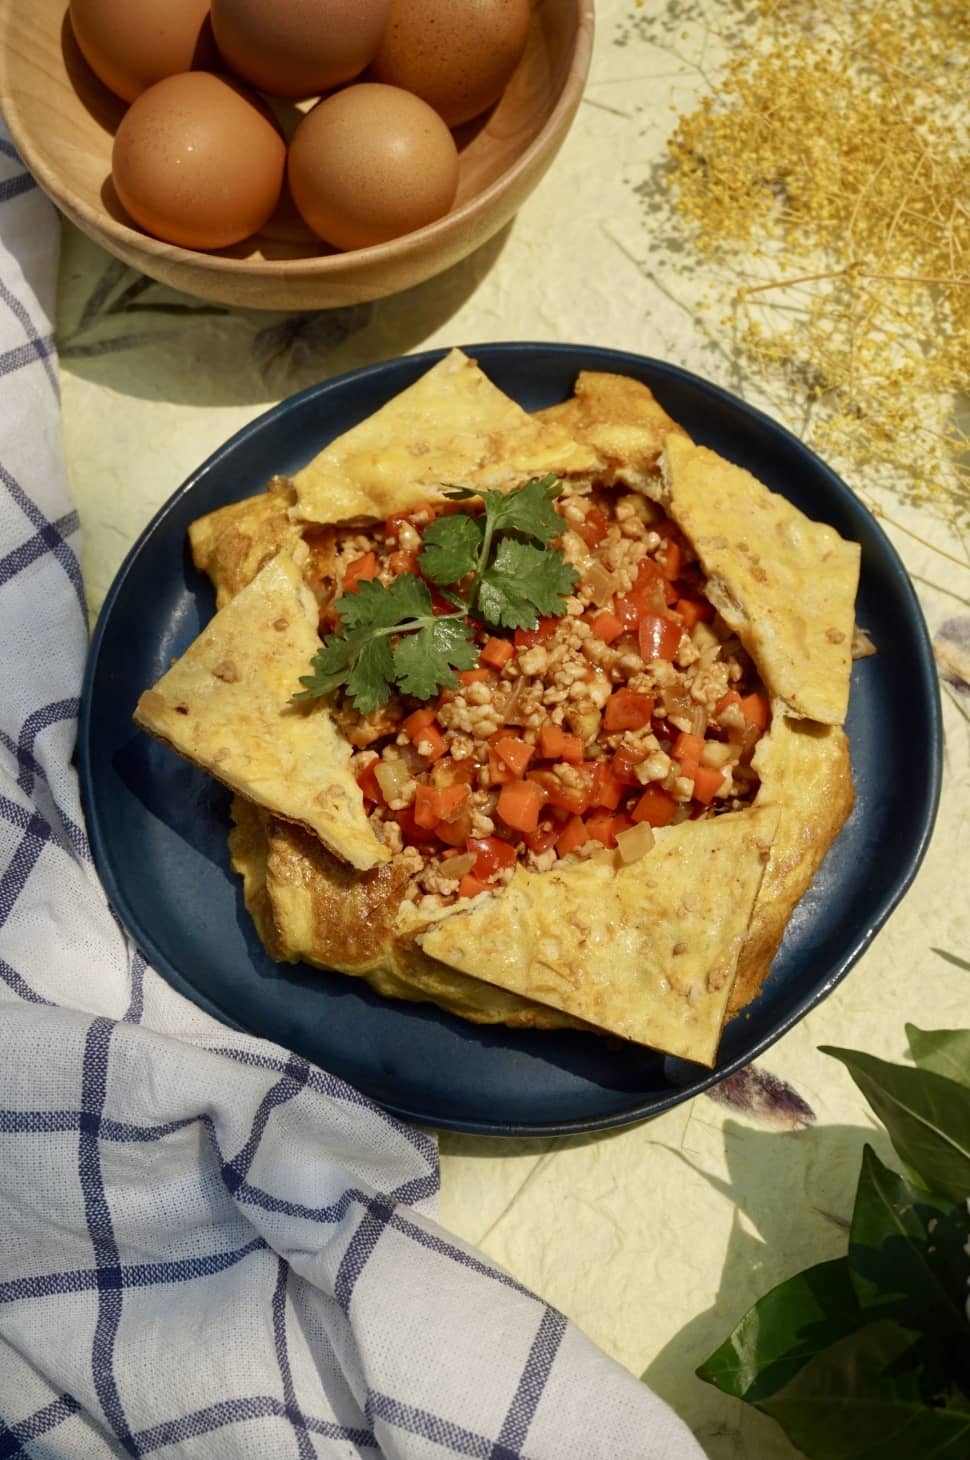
[537,370,689,493]
[729,712,854,1012]
[189,476,303,610]
[229,797,582,1030]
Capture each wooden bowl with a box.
[0,0,594,310]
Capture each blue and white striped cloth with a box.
[0,132,707,1459]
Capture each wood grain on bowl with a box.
[0,0,594,310]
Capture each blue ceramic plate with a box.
[78,344,942,1136]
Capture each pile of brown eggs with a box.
[69,0,532,253]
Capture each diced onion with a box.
[375,758,411,801]
[688,703,708,737]
[584,559,620,608]
[438,853,476,881]
[615,821,656,864]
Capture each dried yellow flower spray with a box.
[661,0,970,558]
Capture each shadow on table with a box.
[56,220,515,409]
[638,1117,895,1460]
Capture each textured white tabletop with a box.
[58,4,970,1455]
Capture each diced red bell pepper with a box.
[659,538,683,581]
[355,760,385,804]
[676,597,715,628]
[388,549,419,577]
[527,767,592,816]
[611,744,646,785]
[602,688,654,732]
[576,507,608,548]
[523,820,559,855]
[672,731,704,780]
[458,873,492,899]
[638,612,682,663]
[591,610,624,644]
[514,616,558,650]
[467,835,518,881]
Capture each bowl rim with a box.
[0,0,595,277]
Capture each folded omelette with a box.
[134,349,860,1066]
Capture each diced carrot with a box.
[435,808,474,847]
[602,688,654,733]
[431,756,476,788]
[355,760,384,804]
[638,612,682,662]
[458,668,491,685]
[458,873,492,899]
[413,784,443,830]
[496,779,546,834]
[585,810,632,848]
[480,636,515,670]
[591,610,623,644]
[556,815,589,856]
[413,722,447,763]
[576,507,608,548]
[343,552,378,592]
[487,747,516,786]
[467,835,518,881]
[676,597,715,628]
[716,690,742,716]
[611,744,646,785]
[402,706,436,740]
[631,786,677,827]
[538,723,584,763]
[739,693,770,732]
[388,549,419,576]
[528,768,592,816]
[691,764,725,805]
[514,616,557,650]
[672,731,704,780]
[493,734,535,777]
[590,762,624,810]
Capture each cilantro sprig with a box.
[294,474,577,713]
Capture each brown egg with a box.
[69,0,217,104]
[210,0,391,100]
[368,0,531,127]
[111,73,286,251]
[287,83,459,251]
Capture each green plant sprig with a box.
[698,1000,970,1459]
[293,474,578,715]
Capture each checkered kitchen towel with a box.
[0,135,708,1458]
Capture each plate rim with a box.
[78,341,943,1136]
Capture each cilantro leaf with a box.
[475,538,578,629]
[343,635,396,715]
[392,617,478,700]
[486,474,564,544]
[418,513,483,585]
[336,573,432,631]
[293,632,367,702]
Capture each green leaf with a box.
[335,573,432,632]
[392,618,478,701]
[906,1026,970,1090]
[344,635,395,715]
[486,474,564,543]
[757,1321,970,1460]
[698,1257,863,1403]
[293,631,368,702]
[418,513,484,585]
[848,1146,970,1349]
[821,1045,970,1202]
[476,538,578,629]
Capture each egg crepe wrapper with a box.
[660,434,860,725]
[229,797,584,1031]
[137,354,859,1063]
[289,346,601,526]
[133,549,387,872]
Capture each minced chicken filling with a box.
[315,484,770,910]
